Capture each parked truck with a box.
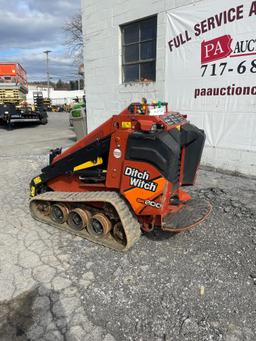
[0,62,48,127]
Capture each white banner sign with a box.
[166,0,256,174]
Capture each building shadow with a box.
[144,228,176,242]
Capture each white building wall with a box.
[81,0,202,131]
[81,0,256,176]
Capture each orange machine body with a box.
[32,103,206,232]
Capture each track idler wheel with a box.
[36,201,51,216]
[113,222,126,245]
[87,213,112,238]
[67,208,91,231]
[50,203,69,224]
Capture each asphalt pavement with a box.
[0,113,255,341]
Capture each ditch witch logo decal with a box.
[124,167,158,192]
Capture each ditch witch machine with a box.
[30,101,211,251]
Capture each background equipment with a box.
[0,63,48,127]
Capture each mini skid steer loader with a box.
[30,101,211,251]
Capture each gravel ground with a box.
[0,113,255,341]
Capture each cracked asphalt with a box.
[0,113,255,341]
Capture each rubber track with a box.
[30,191,141,252]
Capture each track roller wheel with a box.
[87,213,112,237]
[67,208,91,231]
[50,203,69,224]
[113,222,126,245]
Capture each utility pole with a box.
[43,50,52,99]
